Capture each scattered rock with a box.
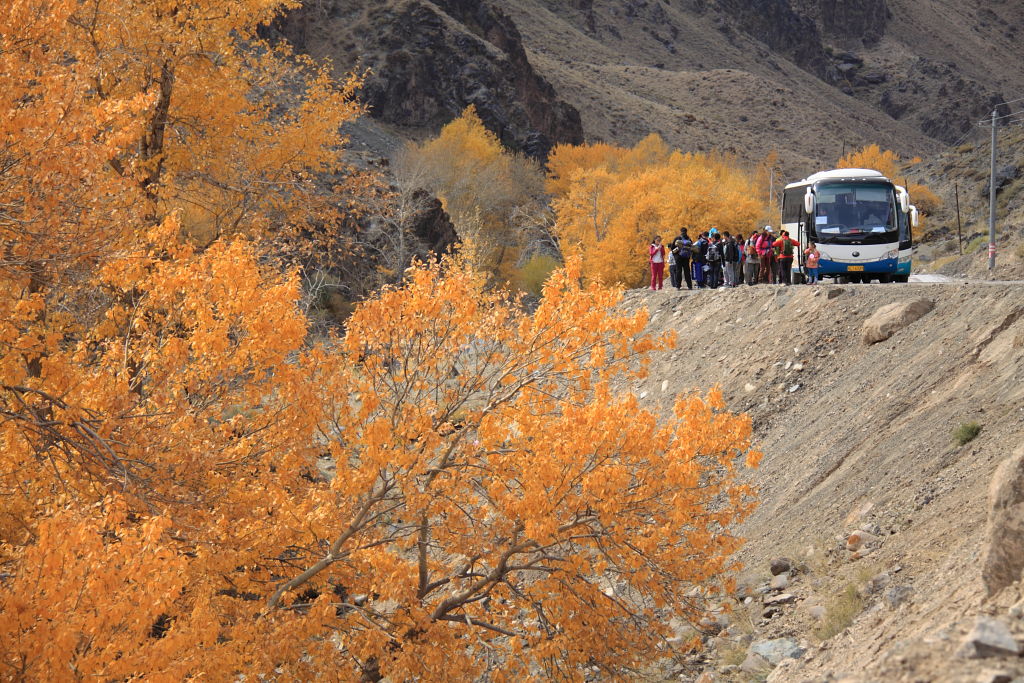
[861,298,935,344]
[740,651,771,673]
[695,671,717,683]
[846,530,879,551]
[884,585,915,609]
[956,617,1021,659]
[866,572,891,593]
[764,593,796,606]
[762,606,782,619]
[793,362,804,371]
[982,447,1024,596]
[770,573,790,591]
[661,379,669,393]
[750,637,807,666]
[788,384,801,393]
[825,288,843,300]
[769,557,793,575]
[744,383,757,393]
[976,672,1014,683]
[807,604,827,620]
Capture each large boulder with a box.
[749,637,806,666]
[861,298,934,344]
[982,448,1024,596]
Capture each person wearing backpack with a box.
[773,230,799,285]
[744,232,760,285]
[692,232,709,289]
[705,233,723,289]
[756,226,776,284]
[722,232,741,287]
[672,229,694,290]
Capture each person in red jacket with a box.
[649,235,666,290]
[756,226,776,284]
[773,230,799,285]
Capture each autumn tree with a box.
[550,136,767,287]
[396,106,548,284]
[1,1,760,679]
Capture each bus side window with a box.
[898,207,911,248]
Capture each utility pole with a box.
[988,109,998,270]
[954,182,963,255]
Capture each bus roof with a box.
[785,168,889,189]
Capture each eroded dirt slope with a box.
[627,282,1024,682]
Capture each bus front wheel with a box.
[894,274,910,283]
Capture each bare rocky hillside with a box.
[626,282,1024,682]
[278,0,1024,174]
[914,127,1024,282]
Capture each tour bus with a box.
[781,169,919,283]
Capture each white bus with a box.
[781,169,919,283]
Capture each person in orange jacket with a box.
[773,229,799,285]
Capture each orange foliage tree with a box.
[549,135,767,287]
[396,106,547,283]
[838,144,942,216]
[0,2,760,679]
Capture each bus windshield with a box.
[812,182,897,244]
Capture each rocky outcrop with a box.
[275,0,583,159]
[878,58,1011,144]
[982,448,1024,596]
[820,0,890,48]
[714,0,828,77]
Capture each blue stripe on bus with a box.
[815,258,902,274]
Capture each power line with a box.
[978,109,1023,125]
[993,95,1024,107]
[950,125,983,148]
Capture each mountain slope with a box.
[279,0,1023,176]
[628,281,1024,681]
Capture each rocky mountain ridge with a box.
[278,0,1024,176]
[276,0,583,158]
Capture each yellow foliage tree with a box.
[551,137,767,286]
[397,106,546,282]
[837,144,942,218]
[1,2,761,679]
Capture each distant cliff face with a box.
[819,0,890,48]
[276,0,583,159]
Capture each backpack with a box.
[725,241,739,262]
[707,242,722,262]
[781,239,794,258]
[745,238,758,258]
[674,238,691,261]
[696,238,709,262]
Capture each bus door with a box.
[782,187,807,279]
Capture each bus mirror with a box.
[910,205,920,229]
[899,188,910,213]
[804,189,815,215]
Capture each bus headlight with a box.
[884,250,898,261]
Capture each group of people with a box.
[648,226,822,290]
